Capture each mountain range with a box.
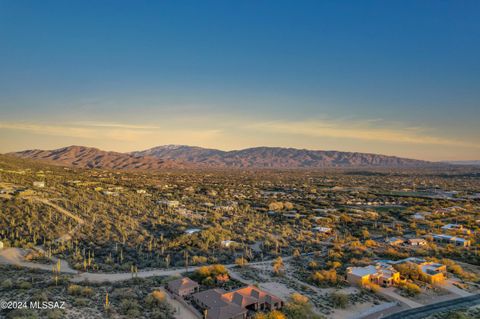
[11,146,186,170]
[7,145,438,170]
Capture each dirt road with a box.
[0,247,77,274]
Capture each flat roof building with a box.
[431,234,471,247]
[347,263,400,287]
[418,262,446,284]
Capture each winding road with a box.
[0,245,289,283]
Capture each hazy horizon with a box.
[1,1,479,161]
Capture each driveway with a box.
[439,279,473,297]
[379,287,423,308]
[161,288,201,319]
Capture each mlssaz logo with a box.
[29,301,66,309]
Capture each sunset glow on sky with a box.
[1,1,479,160]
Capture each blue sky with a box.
[0,1,479,160]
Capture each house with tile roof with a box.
[192,285,283,319]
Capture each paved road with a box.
[382,294,480,319]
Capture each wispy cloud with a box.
[0,121,221,143]
[0,122,101,139]
[0,117,478,157]
[246,119,480,149]
[73,121,161,130]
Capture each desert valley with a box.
[1,147,479,319]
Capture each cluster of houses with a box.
[441,224,472,235]
[158,199,238,213]
[344,199,401,207]
[431,234,471,247]
[385,222,473,248]
[266,207,341,235]
[386,237,428,247]
[346,257,448,288]
[433,223,473,247]
[411,207,466,220]
[166,277,284,319]
[386,235,471,248]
